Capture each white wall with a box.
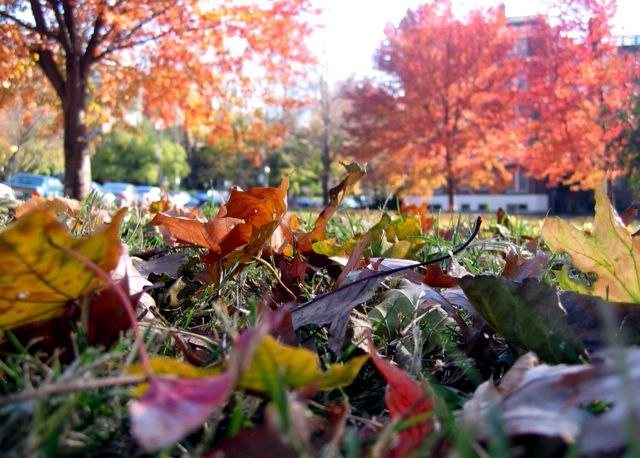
[405,193,549,213]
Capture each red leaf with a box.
[129,323,269,451]
[365,334,435,457]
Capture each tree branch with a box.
[35,48,66,100]
[29,0,49,34]
[60,0,79,52]
[82,11,104,76]
[44,0,72,52]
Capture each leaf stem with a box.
[51,242,154,378]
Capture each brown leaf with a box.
[619,202,638,227]
[14,196,82,219]
[501,250,549,282]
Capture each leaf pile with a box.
[1,177,640,457]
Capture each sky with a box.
[310,0,640,83]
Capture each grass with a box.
[0,194,635,457]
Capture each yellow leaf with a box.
[127,356,221,397]
[0,208,125,335]
[317,355,369,391]
[239,335,367,393]
[542,183,640,303]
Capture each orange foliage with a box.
[0,0,316,197]
[342,1,523,209]
[520,1,635,189]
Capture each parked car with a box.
[187,189,228,207]
[101,182,138,206]
[6,173,63,200]
[0,183,16,199]
[136,185,162,206]
[289,196,322,208]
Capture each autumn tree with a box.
[520,0,635,191]
[342,1,523,210]
[0,0,315,198]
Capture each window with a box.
[461,203,471,212]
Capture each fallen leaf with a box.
[14,196,82,219]
[541,183,640,302]
[150,179,289,277]
[459,276,587,363]
[463,348,640,456]
[421,264,458,288]
[0,208,125,335]
[129,373,235,451]
[239,334,368,393]
[501,250,549,282]
[128,323,269,451]
[292,217,482,353]
[132,253,187,278]
[149,210,238,251]
[298,162,365,251]
[366,332,435,457]
[368,278,424,340]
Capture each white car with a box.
[0,183,16,199]
[169,190,191,207]
[135,185,162,206]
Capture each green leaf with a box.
[368,279,424,339]
[459,276,587,364]
[541,184,640,303]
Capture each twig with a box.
[0,375,148,406]
[307,399,384,429]
[252,255,297,300]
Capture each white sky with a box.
[310,0,640,83]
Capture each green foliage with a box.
[185,140,258,190]
[92,123,189,186]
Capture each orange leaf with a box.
[298,163,365,251]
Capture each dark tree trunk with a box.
[28,0,95,200]
[63,85,91,199]
[445,147,455,212]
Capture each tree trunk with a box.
[321,140,330,205]
[320,77,332,206]
[445,147,456,212]
[63,64,91,199]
